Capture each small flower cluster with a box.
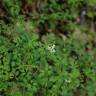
[47,44,56,53]
[65,79,71,83]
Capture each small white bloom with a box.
[65,79,71,83]
[47,44,56,53]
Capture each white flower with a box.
[47,44,56,53]
[65,79,71,83]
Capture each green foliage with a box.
[0,0,96,96]
[2,0,21,17]
[0,23,96,96]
